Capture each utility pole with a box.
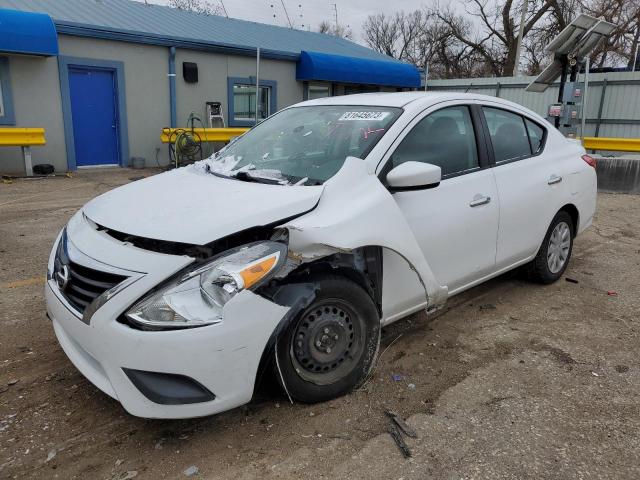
[513,0,529,76]
[633,41,639,72]
[331,3,338,29]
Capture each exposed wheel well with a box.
[559,204,579,236]
[282,247,383,317]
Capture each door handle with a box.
[469,195,491,207]
[548,175,563,185]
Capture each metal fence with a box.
[426,71,640,141]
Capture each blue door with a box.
[69,67,120,166]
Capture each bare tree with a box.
[363,12,426,60]
[318,20,353,39]
[168,0,223,16]
[582,0,640,69]
[363,0,640,78]
[363,9,492,78]
[433,0,561,76]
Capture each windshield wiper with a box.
[233,170,287,185]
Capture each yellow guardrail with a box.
[161,127,249,144]
[0,128,46,147]
[582,137,640,153]
[0,128,47,177]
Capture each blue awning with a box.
[296,50,420,88]
[0,8,58,56]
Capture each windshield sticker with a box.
[338,111,390,121]
[360,127,386,139]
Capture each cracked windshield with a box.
[203,105,402,185]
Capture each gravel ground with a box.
[0,169,638,479]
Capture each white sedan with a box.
[45,93,596,418]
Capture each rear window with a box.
[482,107,531,162]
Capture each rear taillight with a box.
[582,154,596,168]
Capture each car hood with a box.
[82,166,323,245]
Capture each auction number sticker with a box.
[339,111,390,121]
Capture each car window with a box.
[525,118,545,154]
[482,107,531,162]
[206,105,401,185]
[391,105,479,177]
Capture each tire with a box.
[526,210,574,284]
[274,275,380,403]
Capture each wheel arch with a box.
[251,246,384,396]
[558,203,580,237]
[281,246,383,317]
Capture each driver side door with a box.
[382,103,499,295]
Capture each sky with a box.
[139,0,430,44]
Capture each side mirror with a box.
[386,161,442,190]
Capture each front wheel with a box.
[526,211,574,284]
[275,275,380,403]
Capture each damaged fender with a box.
[280,157,448,312]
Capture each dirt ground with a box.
[0,169,639,480]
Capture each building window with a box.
[308,83,330,100]
[233,84,270,122]
[0,57,15,125]
[227,77,277,127]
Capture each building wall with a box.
[1,36,306,174]
[1,54,66,174]
[4,33,411,174]
[58,35,171,169]
[175,49,302,128]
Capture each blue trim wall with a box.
[227,76,277,127]
[58,56,129,170]
[0,57,15,125]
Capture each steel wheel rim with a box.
[547,221,571,274]
[289,299,365,386]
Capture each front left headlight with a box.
[125,241,287,329]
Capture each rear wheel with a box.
[275,275,380,403]
[526,211,574,284]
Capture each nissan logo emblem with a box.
[55,264,70,290]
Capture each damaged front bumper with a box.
[45,213,294,419]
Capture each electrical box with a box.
[548,104,563,117]
[547,81,584,137]
[183,62,198,83]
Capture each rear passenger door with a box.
[481,106,564,268]
[381,103,499,295]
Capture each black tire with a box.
[274,275,380,403]
[526,210,574,284]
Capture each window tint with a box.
[391,106,479,177]
[483,107,531,162]
[525,118,545,154]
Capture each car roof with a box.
[296,92,524,110]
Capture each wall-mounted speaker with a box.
[183,62,198,83]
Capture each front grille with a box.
[62,261,127,313]
[53,233,127,314]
